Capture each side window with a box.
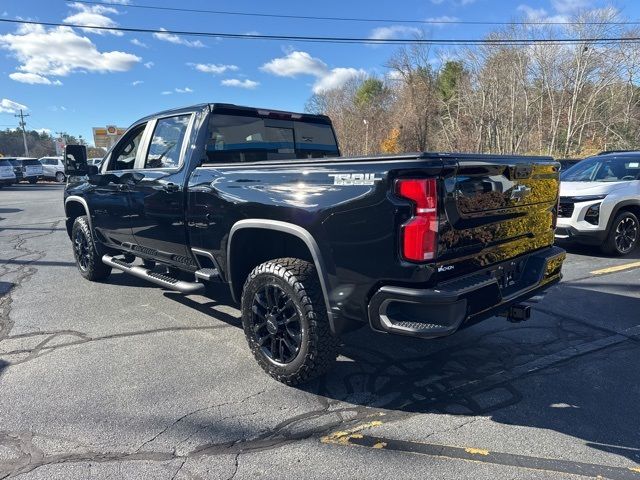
[144,115,191,169]
[108,124,146,171]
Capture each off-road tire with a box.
[241,257,339,385]
[601,211,639,256]
[71,215,112,281]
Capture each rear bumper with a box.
[554,226,607,246]
[368,246,565,338]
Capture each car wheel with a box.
[55,172,66,183]
[241,257,338,385]
[71,215,112,281]
[601,211,639,256]
[28,178,37,184]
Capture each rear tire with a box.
[241,258,338,386]
[601,211,639,256]
[71,215,112,281]
[55,172,66,183]
[28,178,37,184]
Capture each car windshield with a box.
[560,155,640,182]
[0,160,11,167]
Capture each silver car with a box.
[39,156,66,183]
[0,159,17,187]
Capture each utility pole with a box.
[14,109,30,156]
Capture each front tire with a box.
[241,258,338,385]
[71,216,112,281]
[28,178,37,184]
[601,211,639,256]
[55,172,66,183]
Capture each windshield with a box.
[560,155,640,182]
[0,160,11,167]
[206,113,339,163]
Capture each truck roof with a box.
[136,103,332,125]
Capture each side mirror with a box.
[64,144,88,176]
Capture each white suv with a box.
[39,156,66,183]
[556,151,640,256]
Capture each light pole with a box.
[363,118,369,155]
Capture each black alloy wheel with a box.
[614,215,638,254]
[250,283,302,364]
[602,211,640,256]
[240,257,339,385]
[71,215,112,281]
[74,228,90,271]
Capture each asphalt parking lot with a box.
[1,183,639,479]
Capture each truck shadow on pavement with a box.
[312,284,640,464]
[158,280,640,464]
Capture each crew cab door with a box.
[88,122,149,247]
[127,113,195,265]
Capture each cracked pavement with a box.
[0,184,639,479]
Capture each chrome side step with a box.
[102,255,205,294]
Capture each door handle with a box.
[163,183,180,193]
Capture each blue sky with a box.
[0,0,633,145]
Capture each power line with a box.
[70,0,640,27]
[2,18,640,46]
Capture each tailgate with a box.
[437,157,559,278]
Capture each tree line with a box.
[0,129,104,158]
[306,8,640,159]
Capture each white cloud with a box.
[221,78,259,89]
[517,4,568,23]
[162,87,193,94]
[190,63,239,74]
[63,2,123,36]
[132,80,143,86]
[9,72,63,85]
[0,98,27,113]
[369,25,422,41]
[130,38,147,48]
[0,24,140,85]
[103,0,130,4]
[426,15,459,26]
[35,128,51,135]
[261,51,328,78]
[551,0,592,13]
[261,50,365,94]
[312,68,364,93]
[144,61,154,69]
[153,28,204,48]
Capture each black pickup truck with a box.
[63,103,565,385]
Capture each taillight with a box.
[397,178,438,262]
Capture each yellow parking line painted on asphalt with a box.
[590,261,640,276]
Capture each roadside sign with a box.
[93,126,126,149]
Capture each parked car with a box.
[63,103,565,385]
[6,157,44,183]
[88,157,104,167]
[0,158,17,187]
[556,150,640,255]
[558,158,581,171]
[39,156,66,182]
